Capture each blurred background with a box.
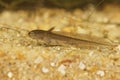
[0,0,120,10]
[0,0,120,42]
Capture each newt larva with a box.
[28,28,116,49]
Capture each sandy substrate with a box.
[0,4,120,80]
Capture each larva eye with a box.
[28,31,35,37]
[28,30,46,39]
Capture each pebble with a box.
[41,67,49,73]
[7,72,13,78]
[79,62,86,70]
[96,70,105,77]
[57,64,66,75]
[34,57,43,64]
[50,62,55,67]
[89,51,94,57]
[115,45,120,51]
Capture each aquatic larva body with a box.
[28,29,116,49]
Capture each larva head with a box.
[28,30,47,39]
